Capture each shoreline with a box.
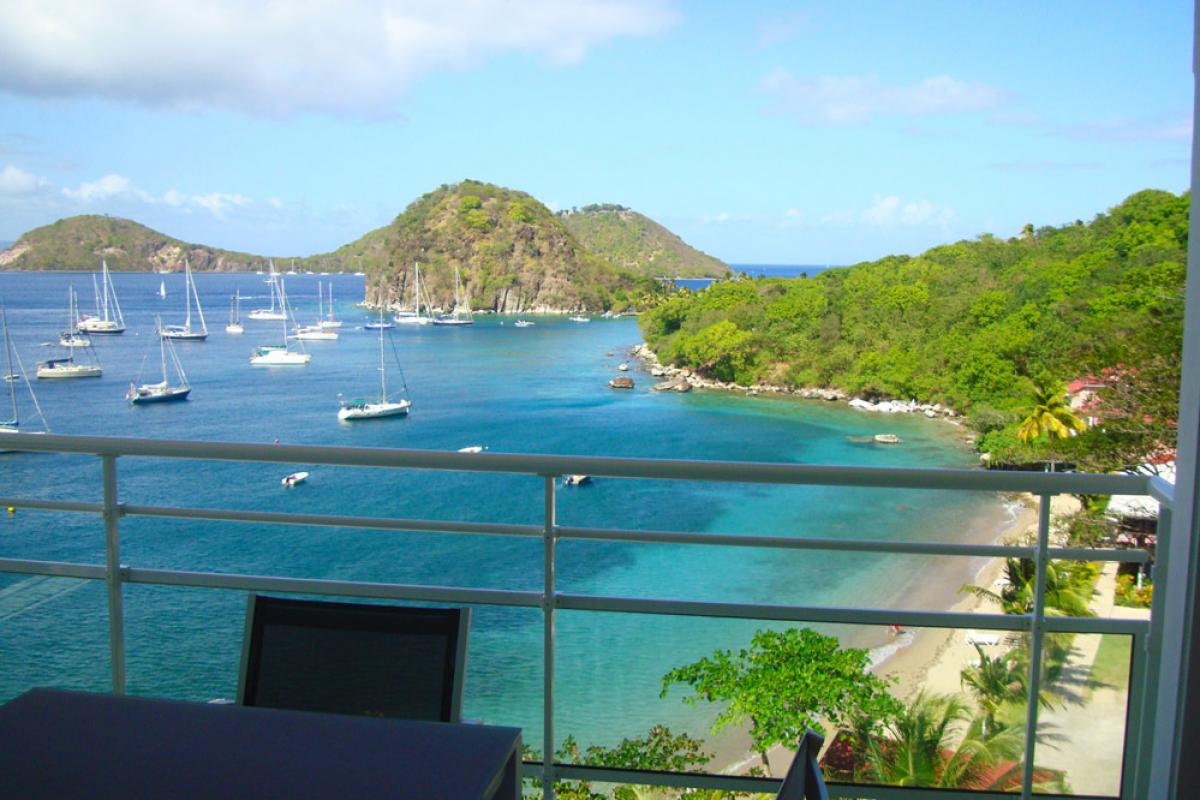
[704,489,1079,778]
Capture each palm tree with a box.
[962,558,1095,617]
[1017,383,1086,471]
[960,644,1059,734]
[853,692,1024,789]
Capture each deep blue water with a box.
[0,270,1012,749]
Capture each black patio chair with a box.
[237,594,470,722]
[776,729,829,800]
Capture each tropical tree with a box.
[961,558,1096,617]
[853,692,1024,789]
[1016,383,1086,470]
[959,644,1058,734]
[660,628,902,774]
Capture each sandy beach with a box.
[708,493,1080,778]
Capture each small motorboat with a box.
[873,434,902,444]
[282,471,309,487]
[569,315,589,323]
[513,320,534,328]
[457,445,485,454]
[616,362,629,371]
[562,474,591,487]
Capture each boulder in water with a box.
[609,376,634,389]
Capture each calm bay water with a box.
[0,270,1012,748]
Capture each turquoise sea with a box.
[0,270,1016,749]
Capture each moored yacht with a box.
[77,258,126,334]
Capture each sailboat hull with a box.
[129,386,191,404]
[37,363,102,379]
[432,317,473,326]
[77,319,124,334]
[247,310,287,321]
[338,400,411,420]
[160,328,208,341]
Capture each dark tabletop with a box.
[0,688,522,799]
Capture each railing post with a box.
[542,475,557,800]
[1134,505,1171,799]
[1020,493,1052,799]
[102,454,126,695]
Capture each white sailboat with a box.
[77,258,126,334]
[394,263,432,325]
[249,262,287,321]
[293,283,339,340]
[433,265,474,326]
[2,305,50,447]
[338,309,411,420]
[226,290,244,334]
[250,277,311,366]
[158,281,167,299]
[364,283,394,329]
[59,287,91,348]
[128,317,191,404]
[40,290,103,379]
[319,282,343,329]
[160,259,208,340]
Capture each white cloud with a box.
[759,70,1007,124]
[861,195,954,229]
[0,164,44,194]
[62,173,153,203]
[162,189,187,207]
[0,0,679,116]
[192,192,252,218]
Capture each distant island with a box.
[0,180,725,314]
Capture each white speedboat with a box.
[562,474,591,486]
[569,315,589,323]
[282,471,308,487]
[77,258,126,334]
[514,320,534,328]
[160,259,208,340]
[457,445,485,454]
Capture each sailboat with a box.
[77,258,126,334]
[39,290,102,378]
[128,317,191,404]
[226,291,244,334]
[338,308,411,420]
[250,277,311,366]
[318,282,343,329]
[293,283,339,340]
[59,287,91,348]
[364,284,394,329]
[158,281,167,300]
[394,263,432,325]
[433,265,474,326]
[2,306,50,447]
[249,263,287,321]
[160,259,208,340]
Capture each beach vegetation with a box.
[962,557,1097,618]
[660,627,901,775]
[959,643,1058,735]
[1114,574,1153,608]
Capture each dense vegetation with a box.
[0,215,260,272]
[559,204,728,279]
[307,180,662,312]
[640,189,1187,469]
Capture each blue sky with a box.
[0,1,1191,264]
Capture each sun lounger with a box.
[965,630,1000,646]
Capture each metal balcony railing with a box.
[0,433,1172,800]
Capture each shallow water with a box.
[0,270,1009,748]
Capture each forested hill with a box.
[304,181,659,312]
[640,189,1187,467]
[0,215,259,272]
[559,204,729,278]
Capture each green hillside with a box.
[303,181,660,312]
[559,204,728,278]
[0,215,261,272]
[640,189,1187,469]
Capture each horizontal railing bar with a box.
[121,504,542,539]
[558,525,1036,558]
[0,558,106,580]
[0,496,104,514]
[1044,616,1150,635]
[121,568,544,608]
[547,763,1057,799]
[1149,474,1175,507]
[1,433,1150,494]
[1051,546,1151,564]
[557,594,1030,630]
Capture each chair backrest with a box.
[237,595,470,723]
[776,729,829,800]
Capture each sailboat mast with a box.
[379,310,387,401]
[414,263,421,317]
[191,260,207,333]
[92,273,101,318]
[102,258,110,322]
[184,260,192,330]
[2,306,17,424]
[159,320,168,381]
